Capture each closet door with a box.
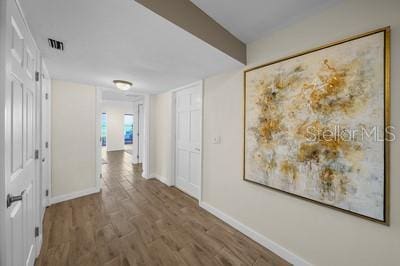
[4,0,39,265]
[175,83,202,199]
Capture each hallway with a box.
[35,151,289,266]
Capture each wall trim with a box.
[170,80,203,92]
[95,88,102,194]
[35,234,42,257]
[106,148,125,152]
[142,172,150,179]
[199,201,312,266]
[50,186,100,205]
[150,173,172,186]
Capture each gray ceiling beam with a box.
[135,0,246,64]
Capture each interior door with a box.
[5,0,38,265]
[175,83,202,199]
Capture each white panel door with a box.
[5,0,38,265]
[175,83,202,199]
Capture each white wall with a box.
[203,0,400,265]
[51,80,97,198]
[101,100,134,151]
[150,91,173,185]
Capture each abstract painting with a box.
[244,28,390,223]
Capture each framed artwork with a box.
[243,27,390,224]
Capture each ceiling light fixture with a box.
[113,80,132,91]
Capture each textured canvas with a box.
[244,30,388,222]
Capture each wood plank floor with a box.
[35,150,290,266]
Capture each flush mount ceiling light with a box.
[113,80,132,91]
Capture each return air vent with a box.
[48,38,64,51]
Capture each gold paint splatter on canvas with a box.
[245,32,385,220]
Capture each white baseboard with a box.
[142,171,150,179]
[132,157,142,164]
[150,173,172,186]
[199,201,311,266]
[50,187,100,205]
[107,148,124,152]
[35,234,42,257]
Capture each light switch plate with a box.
[212,136,221,144]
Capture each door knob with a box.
[6,191,24,208]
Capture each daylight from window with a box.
[124,114,134,144]
[101,113,107,146]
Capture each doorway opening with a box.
[101,112,107,147]
[124,114,134,153]
[97,92,149,186]
[101,112,108,164]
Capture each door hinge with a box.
[35,150,39,159]
[35,72,40,82]
[45,189,49,197]
[45,93,49,100]
[45,141,49,148]
[100,174,102,179]
[35,227,39,237]
[137,155,139,159]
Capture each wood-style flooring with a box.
[35,150,290,266]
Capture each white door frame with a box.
[95,88,103,191]
[34,48,41,257]
[35,56,52,258]
[39,59,51,211]
[131,100,144,164]
[170,80,203,201]
[142,94,151,179]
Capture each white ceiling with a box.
[191,0,341,43]
[19,0,242,93]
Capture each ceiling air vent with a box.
[48,38,64,51]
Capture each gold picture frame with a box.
[243,27,390,225]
